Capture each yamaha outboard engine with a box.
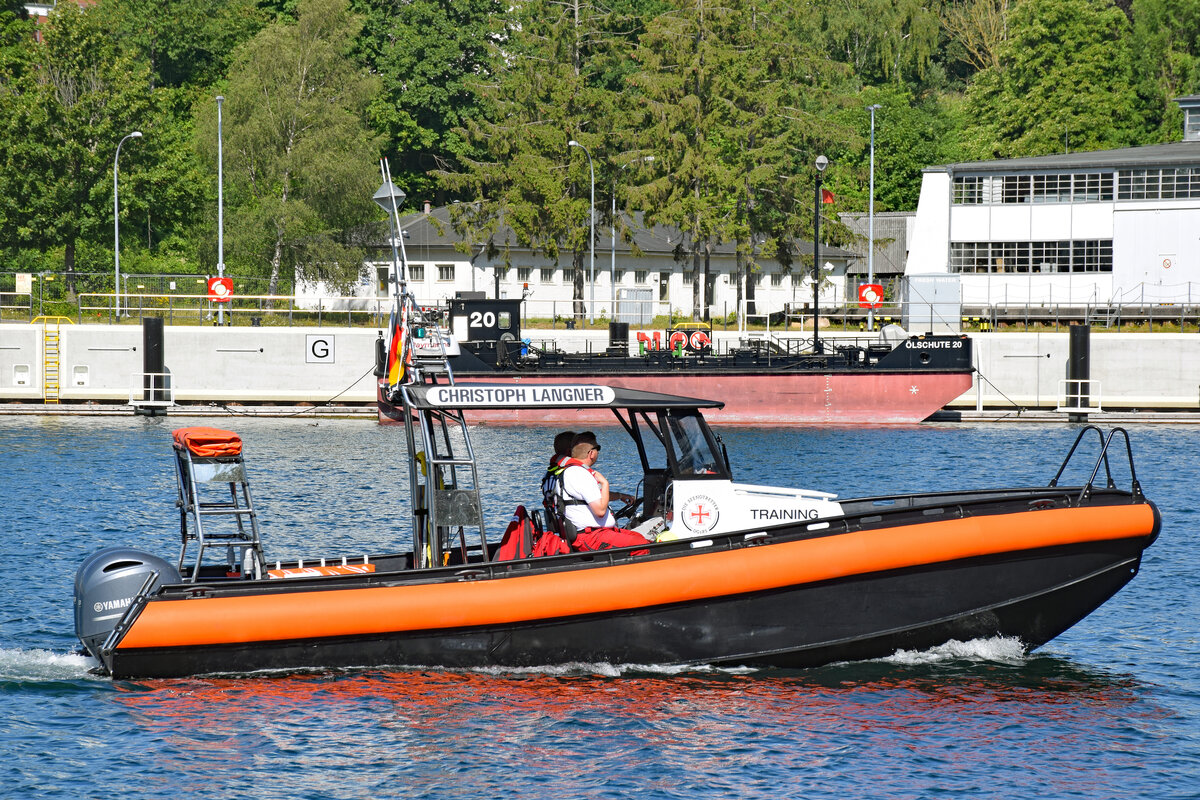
[74,547,181,660]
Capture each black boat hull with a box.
[106,534,1150,679]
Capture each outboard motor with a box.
[73,547,181,660]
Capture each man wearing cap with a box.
[556,431,650,553]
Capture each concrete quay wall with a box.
[0,324,1196,411]
[952,331,1199,411]
[0,324,382,404]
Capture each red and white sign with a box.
[667,330,713,353]
[857,283,884,309]
[681,494,719,534]
[207,276,233,303]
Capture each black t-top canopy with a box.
[402,383,724,411]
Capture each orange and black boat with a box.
[73,293,1160,680]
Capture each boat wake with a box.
[874,636,1029,667]
[459,661,759,679]
[441,639,1029,678]
[0,638,1026,683]
[0,647,103,682]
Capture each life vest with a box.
[533,529,571,557]
[495,505,536,561]
[540,454,570,531]
[553,458,597,543]
[496,503,573,560]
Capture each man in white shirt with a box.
[557,432,649,552]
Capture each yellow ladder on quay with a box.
[32,316,72,404]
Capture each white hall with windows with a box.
[907,96,1200,308]
[350,207,857,322]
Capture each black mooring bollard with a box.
[1067,323,1090,422]
[140,317,167,416]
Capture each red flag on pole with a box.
[821,188,835,204]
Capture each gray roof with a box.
[927,140,1200,174]
[388,206,856,260]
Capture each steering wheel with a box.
[611,495,643,521]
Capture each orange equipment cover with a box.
[267,564,377,579]
[173,427,243,458]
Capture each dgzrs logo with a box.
[681,494,719,534]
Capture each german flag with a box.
[386,303,409,388]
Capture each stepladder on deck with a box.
[172,427,265,581]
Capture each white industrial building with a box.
[304,207,858,323]
[907,97,1200,309]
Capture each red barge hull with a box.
[379,371,973,425]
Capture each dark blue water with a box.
[0,417,1196,799]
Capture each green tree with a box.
[94,0,267,89]
[442,0,621,322]
[940,0,1011,73]
[631,0,855,319]
[0,4,160,288]
[819,0,941,86]
[825,85,968,215]
[354,0,502,204]
[199,0,382,295]
[1128,0,1200,141]
[963,0,1141,159]
[631,0,746,320]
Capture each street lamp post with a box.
[216,96,226,325]
[867,103,881,331]
[113,130,142,319]
[813,154,828,353]
[611,155,654,321]
[568,140,595,324]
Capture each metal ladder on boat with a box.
[394,308,489,568]
[173,439,266,581]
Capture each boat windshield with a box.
[665,412,727,478]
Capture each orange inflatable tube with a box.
[118,503,1156,650]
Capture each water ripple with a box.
[0,418,1196,799]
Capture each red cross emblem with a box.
[689,505,710,525]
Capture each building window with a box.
[635,270,648,285]
[1188,109,1200,141]
[770,272,784,287]
[494,266,509,282]
[1118,167,1200,200]
[1001,175,1031,204]
[436,264,455,282]
[1073,172,1113,202]
[1031,174,1071,204]
[614,269,627,285]
[376,265,390,296]
[949,240,1112,274]
[954,172,1113,204]
[682,270,694,285]
[953,175,983,205]
[658,272,670,302]
[539,267,555,283]
[517,267,532,282]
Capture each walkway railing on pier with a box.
[6,280,1200,332]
